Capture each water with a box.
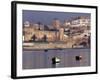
[23,48,90,69]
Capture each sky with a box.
[23,10,90,25]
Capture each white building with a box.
[63,20,71,27]
[70,16,90,27]
[24,21,30,27]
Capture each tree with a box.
[37,22,42,30]
[43,35,47,42]
[31,34,36,42]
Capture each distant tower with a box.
[59,28,64,41]
[52,18,61,30]
[24,21,30,27]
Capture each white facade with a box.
[24,21,30,27]
[71,17,90,27]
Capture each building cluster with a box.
[23,16,90,47]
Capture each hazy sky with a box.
[23,10,90,25]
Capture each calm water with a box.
[23,48,90,69]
